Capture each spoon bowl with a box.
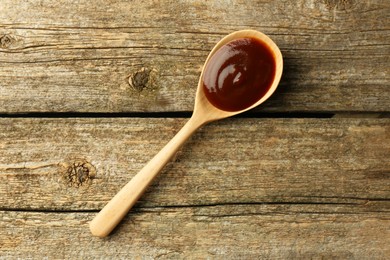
[193,29,283,123]
[90,29,283,237]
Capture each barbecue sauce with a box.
[202,37,276,112]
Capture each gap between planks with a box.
[0,111,389,119]
[1,199,388,214]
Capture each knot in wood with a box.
[0,34,15,49]
[129,67,151,91]
[322,0,355,11]
[65,160,96,187]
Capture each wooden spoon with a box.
[90,29,283,237]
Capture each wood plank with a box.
[1,0,389,113]
[1,205,389,259]
[1,118,389,210]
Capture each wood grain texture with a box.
[1,118,388,209]
[1,207,389,259]
[1,0,389,258]
[1,118,389,257]
[1,0,389,113]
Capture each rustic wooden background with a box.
[1,0,389,259]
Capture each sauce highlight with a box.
[202,37,276,112]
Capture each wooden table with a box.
[1,1,389,258]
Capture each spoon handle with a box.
[89,116,204,237]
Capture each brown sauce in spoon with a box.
[202,37,276,112]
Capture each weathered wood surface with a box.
[1,0,389,113]
[1,0,389,258]
[1,118,389,210]
[1,208,388,259]
[1,118,389,258]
